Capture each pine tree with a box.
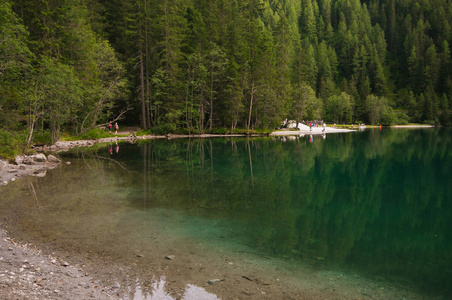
[424,44,439,90]
[438,40,451,95]
[302,0,317,42]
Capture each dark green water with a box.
[1,128,451,297]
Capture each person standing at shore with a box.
[323,122,326,132]
[114,122,119,134]
[108,122,112,133]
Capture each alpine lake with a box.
[0,128,450,299]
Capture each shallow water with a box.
[1,128,451,298]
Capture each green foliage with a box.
[396,113,410,125]
[0,1,32,78]
[365,95,396,125]
[58,128,112,141]
[439,113,452,126]
[0,129,25,160]
[135,128,151,136]
[210,128,230,134]
[291,82,320,122]
[324,92,353,124]
[33,131,52,145]
[78,129,112,140]
[149,123,178,135]
[1,0,450,147]
[0,0,32,134]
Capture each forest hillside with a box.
[1,0,451,153]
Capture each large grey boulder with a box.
[32,153,47,162]
[23,153,47,165]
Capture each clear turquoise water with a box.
[1,128,451,297]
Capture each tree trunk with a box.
[144,0,151,129]
[26,122,35,145]
[185,68,190,132]
[247,80,255,135]
[50,118,60,145]
[139,2,147,130]
[209,63,214,131]
[140,48,146,129]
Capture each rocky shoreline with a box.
[0,153,66,186]
[0,228,113,300]
[0,134,142,185]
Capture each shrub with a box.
[136,128,151,136]
[380,107,396,125]
[149,123,177,135]
[396,113,410,125]
[33,131,52,144]
[0,129,25,160]
[210,128,230,134]
[78,128,111,140]
[439,112,452,126]
[58,128,111,141]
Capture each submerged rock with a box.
[208,279,225,285]
[32,171,47,178]
[47,155,61,163]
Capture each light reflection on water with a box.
[130,278,219,300]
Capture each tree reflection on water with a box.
[1,128,450,297]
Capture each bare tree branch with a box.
[78,106,134,135]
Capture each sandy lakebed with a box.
[0,126,440,299]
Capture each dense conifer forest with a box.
[1,0,451,150]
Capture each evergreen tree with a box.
[0,0,32,130]
[424,44,439,90]
[2,0,452,149]
[301,0,317,42]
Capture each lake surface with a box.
[1,128,451,298]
